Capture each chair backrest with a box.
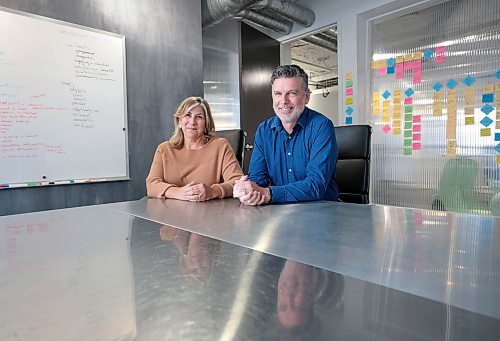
[334,125,372,204]
[216,129,247,167]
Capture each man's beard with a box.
[274,103,305,123]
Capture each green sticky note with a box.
[404,147,412,155]
[346,79,353,87]
[404,122,413,129]
[405,113,413,121]
[404,138,412,146]
[404,130,412,137]
[405,105,413,113]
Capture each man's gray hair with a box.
[271,64,309,92]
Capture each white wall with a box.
[308,87,339,126]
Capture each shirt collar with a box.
[271,106,310,132]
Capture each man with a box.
[234,64,338,205]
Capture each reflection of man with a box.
[234,64,339,206]
[277,261,318,330]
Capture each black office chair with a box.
[216,129,247,167]
[334,125,372,204]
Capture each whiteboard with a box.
[0,7,129,188]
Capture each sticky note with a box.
[393,127,401,135]
[482,94,494,103]
[405,113,413,121]
[404,130,412,137]
[464,106,475,115]
[346,79,353,87]
[412,115,421,123]
[345,97,353,105]
[405,105,413,113]
[393,90,402,100]
[345,72,352,80]
[447,139,456,156]
[346,117,353,125]
[404,121,413,129]
[396,55,404,63]
[387,66,395,74]
[383,124,391,133]
[396,63,404,79]
[497,120,500,129]
[404,138,412,146]
[497,155,500,164]
[404,97,413,105]
[372,92,380,115]
[345,88,353,96]
[412,60,422,83]
[378,67,387,75]
[412,142,421,150]
[483,84,494,94]
[465,116,475,125]
[480,128,491,137]
[413,133,421,141]
[412,124,421,132]
[404,147,412,155]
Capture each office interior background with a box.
[1,0,500,217]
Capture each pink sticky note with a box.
[395,63,404,79]
[345,88,353,96]
[412,124,421,132]
[413,133,421,141]
[412,60,422,83]
[404,97,413,105]
[382,124,391,134]
[378,67,387,75]
[435,46,446,54]
[412,142,421,150]
[412,115,421,123]
[404,61,412,71]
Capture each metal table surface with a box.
[1,199,499,340]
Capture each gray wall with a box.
[0,0,204,215]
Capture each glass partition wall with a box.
[369,0,500,215]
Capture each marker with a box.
[7,183,28,188]
[48,182,55,185]
[54,180,71,185]
[0,184,9,188]
[27,182,38,187]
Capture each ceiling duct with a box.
[202,0,262,28]
[202,0,316,34]
[238,8,293,34]
[251,0,315,27]
[300,34,337,52]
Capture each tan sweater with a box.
[146,137,243,198]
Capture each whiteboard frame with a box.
[0,6,130,189]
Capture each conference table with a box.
[2,197,500,340]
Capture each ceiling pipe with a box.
[315,32,337,45]
[321,27,338,40]
[237,8,293,34]
[301,35,337,52]
[202,0,262,28]
[252,0,315,27]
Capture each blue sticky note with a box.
[387,66,395,74]
[346,117,353,125]
[496,143,500,153]
[481,104,494,114]
[480,116,493,127]
[446,79,457,89]
[382,90,391,99]
[432,82,443,92]
[424,49,434,60]
[405,88,414,97]
[496,70,500,79]
[483,94,494,103]
[387,58,396,67]
[463,75,475,86]
[345,106,354,115]
[495,133,500,141]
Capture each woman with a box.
[146,97,243,201]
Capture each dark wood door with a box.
[240,22,280,173]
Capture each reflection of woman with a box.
[146,97,243,201]
[160,225,218,283]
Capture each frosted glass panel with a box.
[202,21,240,130]
[369,0,500,215]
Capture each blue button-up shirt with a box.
[248,107,339,203]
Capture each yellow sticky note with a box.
[373,60,386,69]
[393,127,401,135]
[404,53,413,62]
[464,106,475,115]
[345,72,352,80]
[483,84,494,94]
[447,125,456,139]
[448,104,457,115]
[447,140,457,157]
[393,90,402,101]
[447,89,457,103]
[413,51,423,60]
[480,128,491,137]
[464,87,475,97]
[495,83,500,96]
[372,92,380,115]
[433,104,442,116]
[396,55,404,64]
[382,113,390,123]
[496,155,500,164]
[464,96,474,106]
[465,116,475,125]
[345,97,353,105]
[496,120,500,129]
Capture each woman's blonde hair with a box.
[170,97,216,149]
